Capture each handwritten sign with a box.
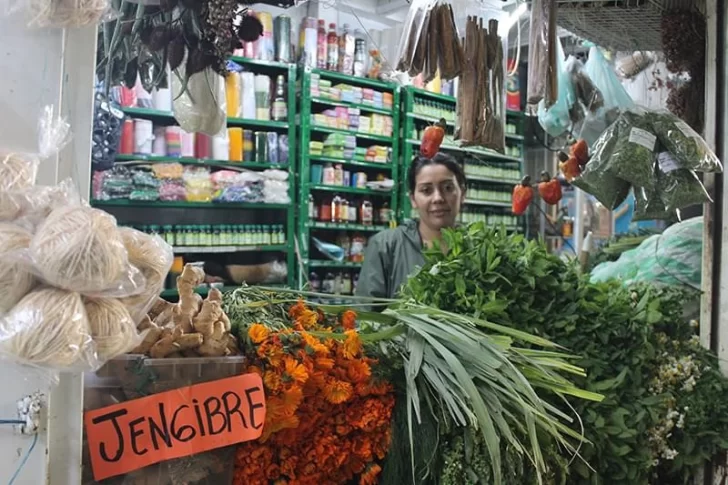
[85,373,266,481]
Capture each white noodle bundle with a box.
[0,153,38,191]
[84,297,139,359]
[0,224,37,314]
[118,228,173,322]
[0,288,94,368]
[30,206,130,293]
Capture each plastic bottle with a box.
[350,233,365,263]
[341,272,352,295]
[322,163,335,185]
[348,200,358,223]
[340,197,349,222]
[332,195,343,222]
[323,272,335,293]
[338,24,354,75]
[317,19,327,69]
[320,196,333,221]
[277,224,285,244]
[353,29,366,77]
[337,232,351,259]
[334,164,344,186]
[379,201,391,224]
[326,23,338,71]
[308,193,318,219]
[360,199,373,225]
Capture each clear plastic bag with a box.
[586,110,658,188]
[572,119,632,210]
[650,151,711,215]
[26,206,146,297]
[7,0,116,27]
[395,0,435,76]
[84,296,143,360]
[0,288,101,371]
[650,110,723,173]
[117,227,173,324]
[172,64,227,138]
[537,40,572,137]
[0,224,37,314]
[584,47,635,112]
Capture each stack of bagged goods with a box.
[0,106,173,371]
[564,108,723,219]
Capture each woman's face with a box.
[410,163,465,230]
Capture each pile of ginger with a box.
[131,264,240,358]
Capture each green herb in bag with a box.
[633,185,669,221]
[656,152,711,212]
[651,111,723,173]
[573,119,631,209]
[606,111,658,187]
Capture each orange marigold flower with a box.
[281,386,304,415]
[302,332,329,355]
[246,365,263,376]
[248,323,270,344]
[342,330,362,359]
[264,371,282,392]
[339,310,357,330]
[283,356,309,384]
[315,356,336,370]
[288,300,306,319]
[297,309,319,329]
[346,360,371,383]
[323,377,354,404]
[360,464,382,485]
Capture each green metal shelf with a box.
[310,184,393,196]
[306,221,389,232]
[107,62,299,288]
[173,244,288,254]
[307,260,363,269]
[308,155,393,170]
[311,125,393,143]
[229,56,290,70]
[465,175,520,185]
[115,154,287,170]
[227,117,287,130]
[399,85,526,226]
[406,139,522,163]
[299,69,400,287]
[310,68,398,91]
[92,200,289,210]
[311,97,393,115]
[463,199,512,208]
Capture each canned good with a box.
[243,130,254,161]
[255,131,269,162]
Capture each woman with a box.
[355,153,466,299]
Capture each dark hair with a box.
[408,153,467,194]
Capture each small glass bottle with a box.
[360,199,373,225]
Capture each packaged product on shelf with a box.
[257,11,275,61]
[327,23,339,71]
[152,162,184,180]
[278,134,289,164]
[275,14,293,62]
[263,169,290,204]
[100,166,133,200]
[301,17,318,68]
[240,72,257,119]
[229,127,244,161]
[226,72,241,118]
[183,166,213,202]
[338,24,355,75]
[271,75,288,121]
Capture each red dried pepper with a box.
[570,139,589,166]
[538,171,563,205]
[559,156,581,182]
[420,118,447,158]
[512,176,534,215]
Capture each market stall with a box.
[2,0,728,482]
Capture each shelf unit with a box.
[297,67,400,289]
[399,87,525,229]
[92,58,298,290]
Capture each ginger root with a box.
[132,264,240,358]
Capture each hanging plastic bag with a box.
[584,47,635,111]
[4,0,117,28]
[172,58,227,137]
[650,110,723,173]
[395,0,435,76]
[537,39,572,137]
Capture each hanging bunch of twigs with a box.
[96,0,263,94]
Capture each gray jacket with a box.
[355,219,425,299]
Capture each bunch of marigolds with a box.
[233,302,395,485]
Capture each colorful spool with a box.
[195,133,212,159]
[133,119,153,155]
[165,126,181,157]
[243,130,254,161]
[119,119,134,155]
[255,131,268,162]
[228,128,243,162]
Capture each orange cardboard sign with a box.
[84,373,266,481]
